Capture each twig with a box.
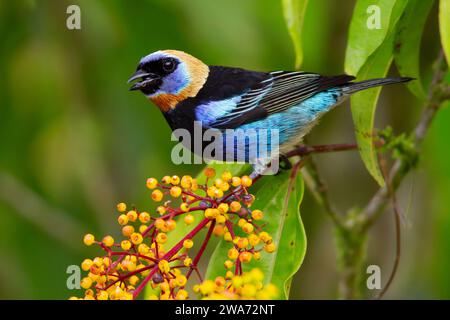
[286,142,359,158]
[373,155,402,299]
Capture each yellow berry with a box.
[213,224,225,236]
[190,179,198,191]
[214,178,224,188]
[238,218,247,228]
[241,175,252,187]
[176,289,188,300]
[80,277,92,289]
[170,186,182,198]
[116,202,127,212]
[259,231,271,243]
[156,206,166,215]
[139,211,151,223]
[231,276,243,288]
[230,201,241,212]
[166,219,176,231]
[236,237,249,249]
[128,275,139,286]
[231,176,241,187]
[180,175,193,189]
[162,176,171,184]
[199,280,215,295]
[83,234,95,246]
[126,210,138,222]
[253,251,261,260]
[242,222,254,234]
[97,290,108,300]
[81,259,93,271]
[180,202,189,212]
[213,188,224,198]
[93,257,103,267]
[206,186,216,198]
[154,218,165,230]
[138,243,150,254]
[264,242,276,253]
[158,260,170,273]
[184,214,194,225]
[216,214,226,224]
[224,260,234,269]
[102,235,114,247]
[221,171,232,182]
[224,232,233,242]
[228,248,239,260]
[215,276,226,287]
[122,225,135,237]
[218,203,229,213]
[117,214,128,226]
[204,167,216,178]
[181,257,191,267]
[248,234,260,246]
[121,240,132,250]
[151,190,163,202]
[239,251,252,263]
[130,232,143,245]
[146,178,158,189]
[204,208,219,219]
[220,182,230,192]
[139,224,147,233]
[183,239,194,249]
[156,233,168,244]
[241,283,257,297]
[171,175,180,185]
[176,274,187,287]
[251,209,263,220]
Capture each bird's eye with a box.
[162,59,175,72]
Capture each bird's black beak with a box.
[128,69,160,91]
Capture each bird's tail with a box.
[342,77,413,95]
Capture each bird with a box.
[128,49,411,175]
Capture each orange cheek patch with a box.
[149,50,210,112]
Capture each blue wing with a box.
[196,71,355,129]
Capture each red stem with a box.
[186,220,216,281]
[141,205,207,237]
[132,218,211,298]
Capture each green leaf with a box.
[345,0,400,75]
[205,171,306,299]
[282,0,309,69]
[440,0,450,65]
[394,0,434,99]
[345,0,408,186]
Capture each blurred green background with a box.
[0,0,448,299]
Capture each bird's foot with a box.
[279,154,293,171]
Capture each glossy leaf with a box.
[345,0,399,76]
[205,170,306,299]
[394,0,434,99]
[345,0,408,186]
[282,0,309,69]
[440,0,450,65]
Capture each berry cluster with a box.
[70,167,277,300]
[196,269,278,300]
